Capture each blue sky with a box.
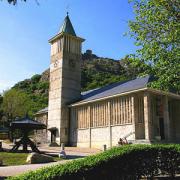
[0,0,137,93]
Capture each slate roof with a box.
[78,75,153,104]
[59,14,76,36]
[0,127,9,133]
[36,107,48,115]
[11,116,46,130]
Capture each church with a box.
[35,14,180,148]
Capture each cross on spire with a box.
[66,4,70,16]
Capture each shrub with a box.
[31,74,41,83]
[8,144,180,180]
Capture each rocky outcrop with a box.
[40,69,50,82]
[26,153,54,164]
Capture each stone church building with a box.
[35,14,180,148]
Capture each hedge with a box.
[8,144,180,180]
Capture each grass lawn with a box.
[0,152,61,166]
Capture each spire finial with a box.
[66,4,70,16]
[59,7,76,36]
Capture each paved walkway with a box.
[0,142,101,179]
[0,160,70,179]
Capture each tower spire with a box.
[59,13,76,36]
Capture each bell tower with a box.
[48,14,85,145]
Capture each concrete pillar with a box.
[88,105,91,148]
[131,96,136,140]
[102,144,107,151]
[163,96,171,141]
[108,101,112,148]
[144,92,151,140]
[61,143,65,150]
[173,100,180,142]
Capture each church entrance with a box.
[51,130,56,143]
[159,118,165,140]
[48,127,57,143]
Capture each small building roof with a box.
[59,14,76,36]
[35,107,48,115]
[0,127,9,133]
[10,116,46,130]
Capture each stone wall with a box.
[111,124,134,146]
[76,124,134,149]
[91,127,109,148]
[34,113,48,144]
[77,129,90,147]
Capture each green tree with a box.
[0,95,3,122]
[120,55,149,79]
[2,89,32,121]
[31,74,41,83]
[129,0,180,92]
